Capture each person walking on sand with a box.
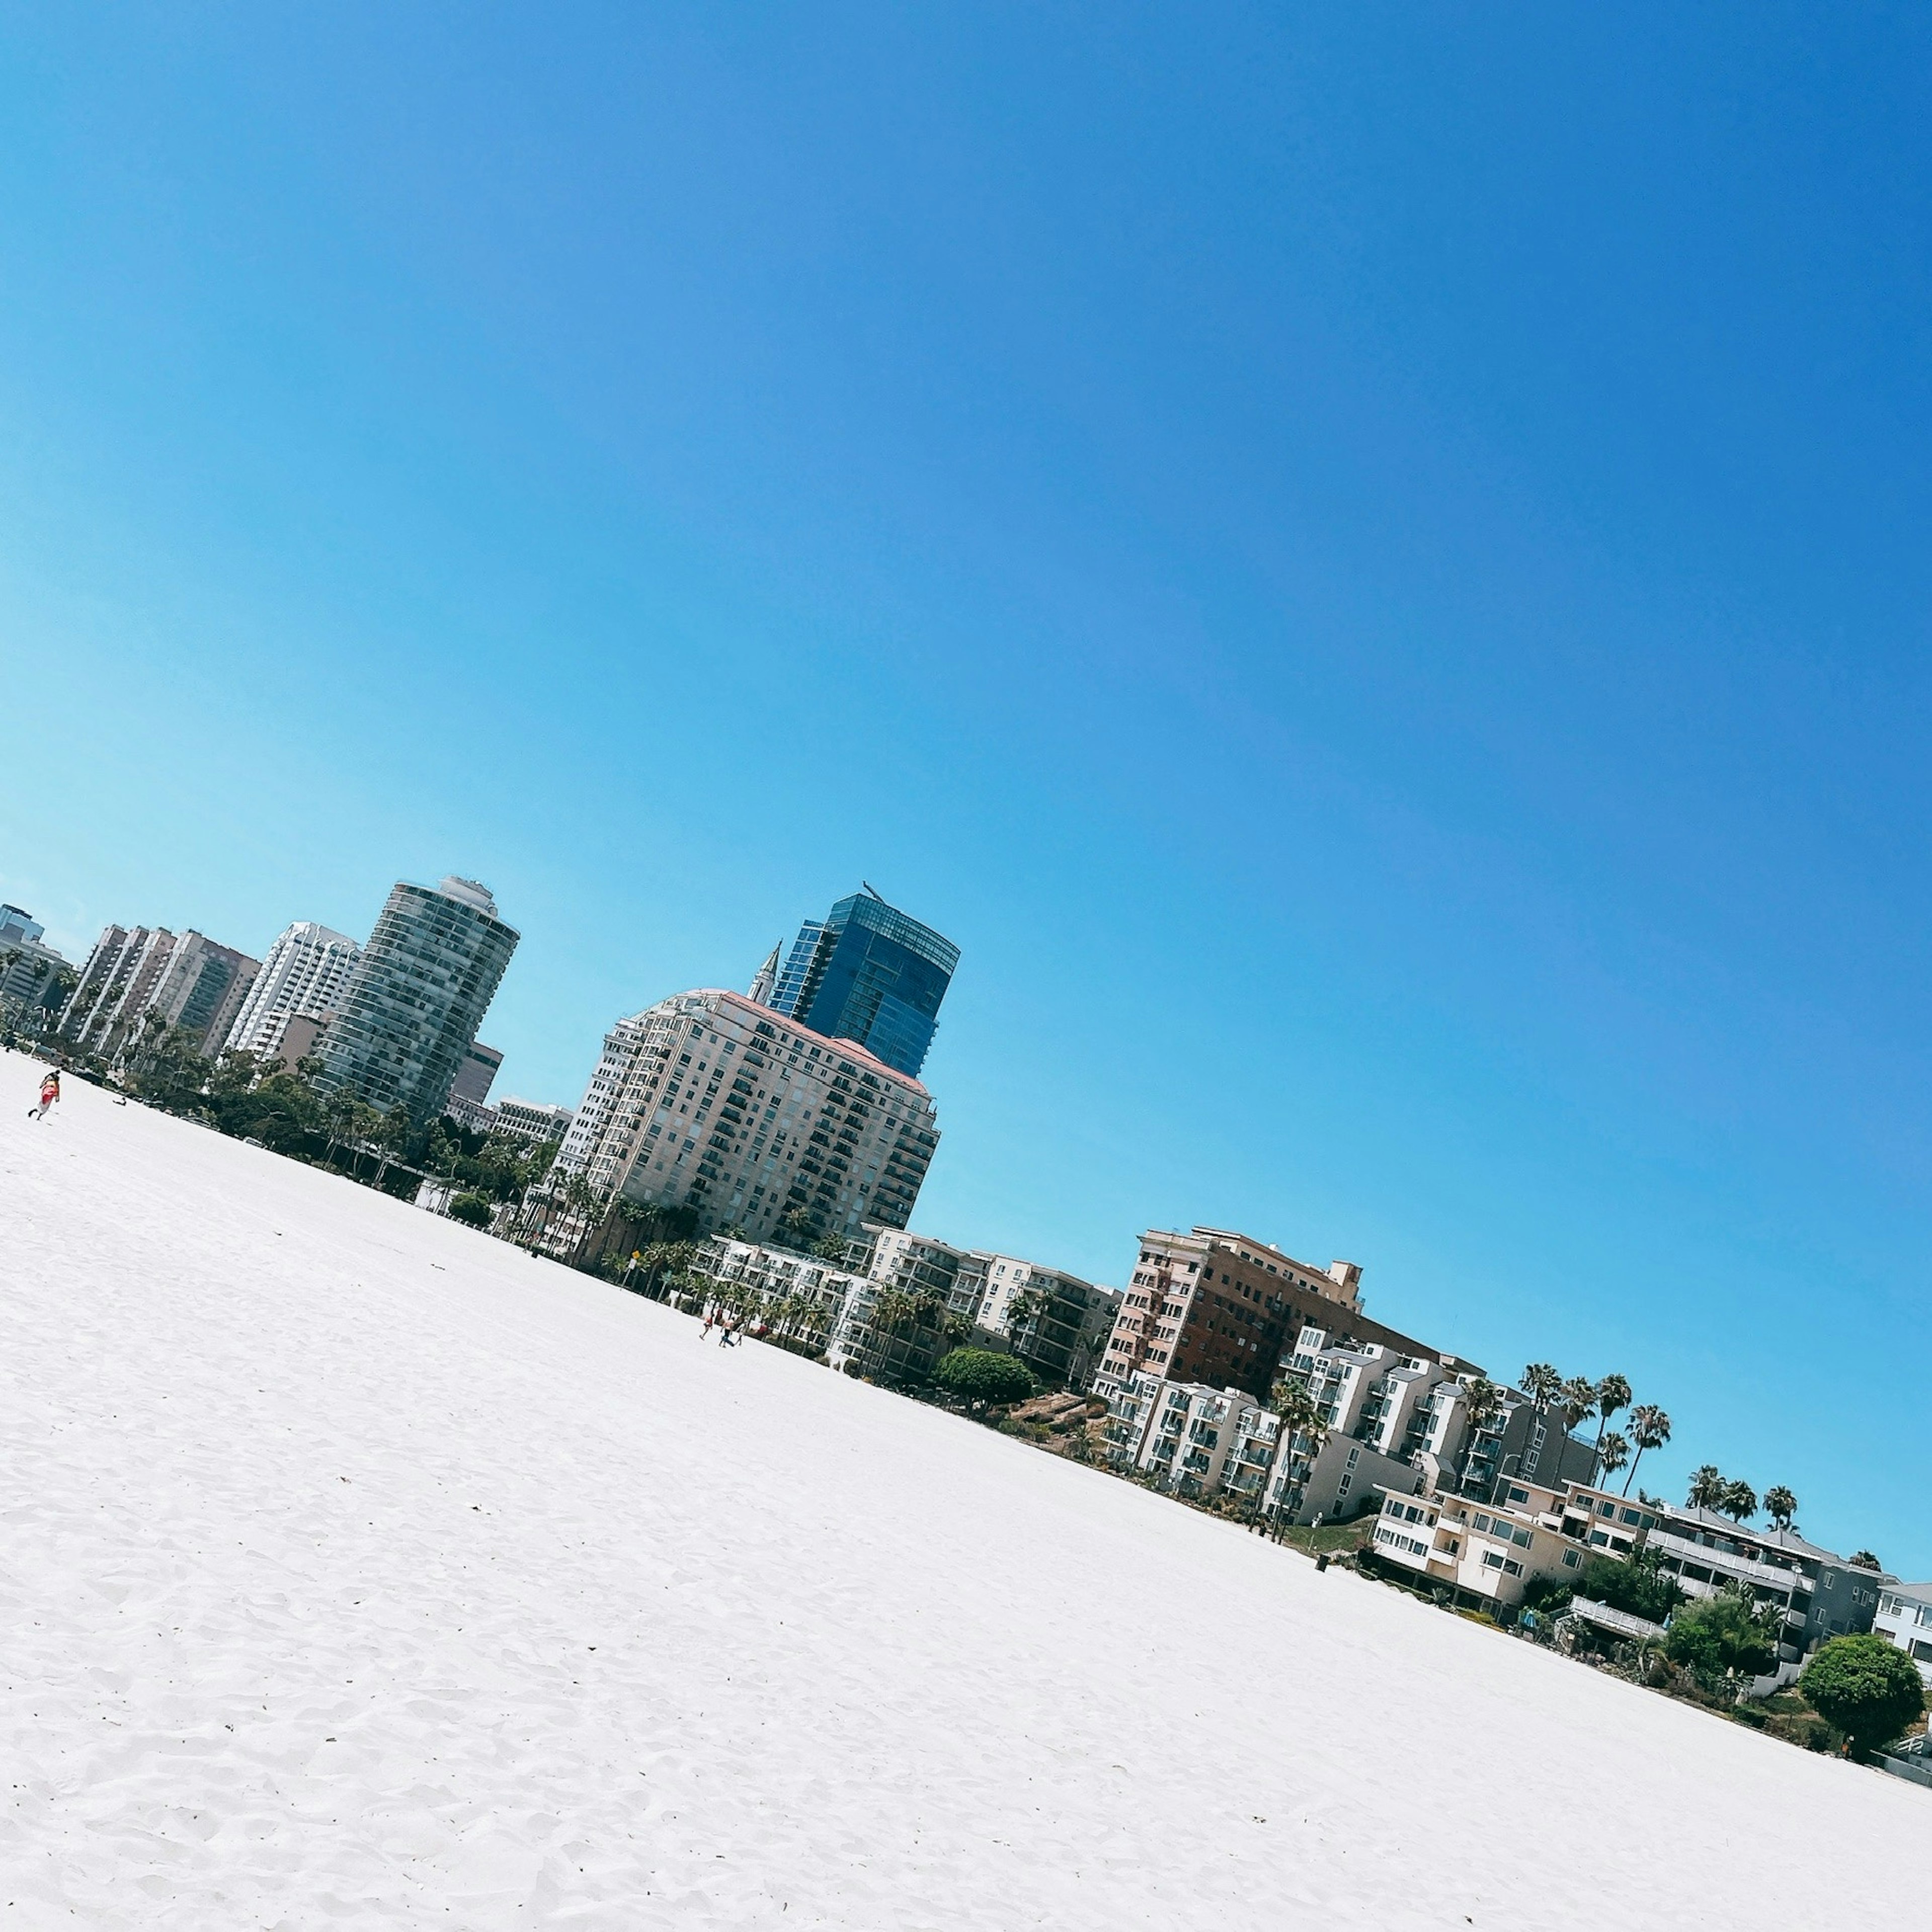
[27,1068,59,1119]
[701,1309,715,1340]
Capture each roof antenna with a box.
[861,880,886,901]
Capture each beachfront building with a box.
[1096,1227,1388,1402]
[688,1234,871,1347]
[1639,1500,1886,1678]
[970,1253,1121,1390]
[60,924,261,1060]
[221,920,360,1064]
[759,887,959,1080]
[1369,1475,1625,1611]
[1875,1582,1932,1687]
[546,989,941,1254]
[316,878,519,1126]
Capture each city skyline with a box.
[6,7,1931,1579]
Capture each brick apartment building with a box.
[1095,1225,1436,1402]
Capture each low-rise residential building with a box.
[0,907,69,1022]
[1639,1501,1885,1675]
[493,1097,573,1151]
[1264,1427,1422,1526]
[1371,1476,1619,1611]
[1876,1582,1932,1688]
[688,1235,870,1350]
[970,1252,1121,1390]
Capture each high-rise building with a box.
[60,925,259,1058]
[760,888,958,1079]
[317,877,519,1125]
[222,921,361,1064]
[550,987,940,1249]
[146,933,261,1051]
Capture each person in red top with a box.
[28,1068,60,1119]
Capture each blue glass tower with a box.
[763,888,958,1079]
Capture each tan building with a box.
[1095,1226,1433,1403]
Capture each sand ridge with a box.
[2,1047,1926,1928]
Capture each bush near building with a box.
[935,1348,1035,1406]
[1799,1633,1926,1756]
[1662,1589,1780,1684]
[448,1192,493,1229]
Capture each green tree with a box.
[1622,1404,1671,1495]
[1849,1550,1883,1572]
[448,1192,493,1229]
[1799,1633,1926,1756]
[1763,1485,1798,1533]
[1580,1546,1682,1623]
[1663,1589,1780,1683]
[934,1348,1035,1405]
[1686,1464,1727,1511]
[813,1233,850,1263]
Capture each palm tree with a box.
[1763,1485,1798,1534]
[1519,1363,1564,1483]
[1622,1404,1671,1495]
[1686,1464,1727,1511]
[1596,1430,1630,1491]
[1719,1478,1758,1524]
[1455,1376,1506,1491]
[1592,1373,1632,1465]
[1267,1374,1331,1528]
[1558,1375,1598,1478]
[1004,1285,1053,1361]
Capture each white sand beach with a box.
[3,1046,1926,1929]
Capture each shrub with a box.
[1799,1634,1926,1755]
[1663,1590,1780,1682]
[1581,1547,1683,1624]
[934,1348,1036,1405]
[448,1193,493,1229]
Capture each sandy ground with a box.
[2,1048,1927,1929]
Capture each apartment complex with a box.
[759,887,959,1080]
[552,988,941,1248]
[61,924,260,1059]
[1876,1582,1932,1687]
[1638,1500,1883,1673]
[316,878,518,1125]
[492,1097,573,1150]
[450,1041,505,1107]
[221,921,360,1063]
[1096,1226,1433,1403]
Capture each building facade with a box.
[1876,1582,1932,1688]
[450,1041,504,1107]
[761,888,959,1079]
[60,924,260,1060]
[221,921,360,1064]
[1096,1226,1427,1403]
[145,932,261,1052]
[316,878,519,1125]
[0,906,69,1020]
[551,988,941,1250]
[492,1097,574,1150]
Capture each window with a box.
[1503,1559,1524,1577]
[1507,1486,1530,1504]
[1483,1551,1505,1569]
[1620,1507,1642,1526]
[1562,1550,1581,1570]
[1590,1531,1609,1547]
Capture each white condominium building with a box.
[222,921,361,1062]
[552,988,941,1247]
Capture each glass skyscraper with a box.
[317,877,519,1125]
[762,888,958,1079]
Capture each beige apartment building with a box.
[546,988,941,1250]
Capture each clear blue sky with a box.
[4,6,1928,1570]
